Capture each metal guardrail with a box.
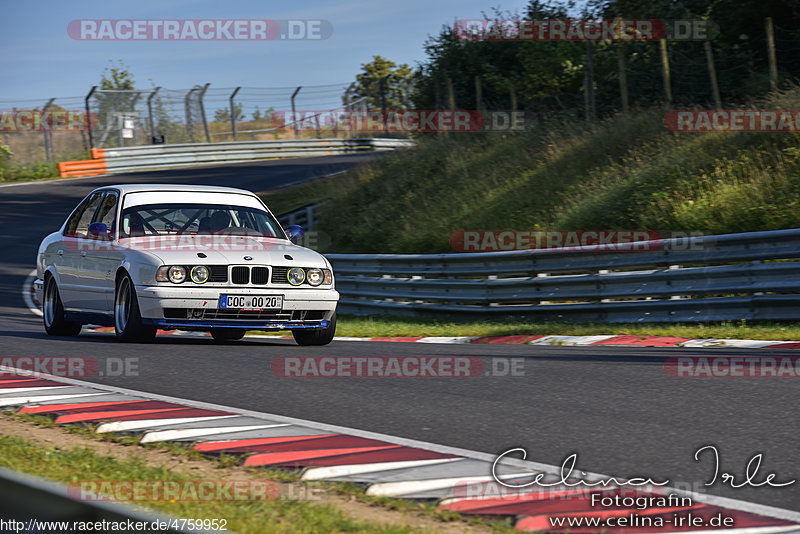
[326,228,800,322]
[0,466,208,532]
[58,138,415,177]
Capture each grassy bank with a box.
[0,434,434,534]
[261,86,800,254]
[264,316,800,341]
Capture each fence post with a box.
[703,41,722,109]
[659,39,672,106]
[291,86,302,137]
[617,47,629,113]
[42,98,55,162]
[185,85,198,142]
[85,86,96,149]
[147,87,160,140]
[765,17,778,91]
[198,83,211,143]
[229,86,241,141]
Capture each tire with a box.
[210,328,246,342]
[292,312,336,346]
[114,273,157,342]
[42,276,82,337]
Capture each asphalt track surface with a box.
[0,155,797,513]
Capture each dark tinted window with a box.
[95,192,118,229]
[64,192,103,237]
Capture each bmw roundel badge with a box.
[243,256,253,261]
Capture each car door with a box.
[81,190,122,313]
[59,191,103,310]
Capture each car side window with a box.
[70,192,103,238]
[63,194,94,237]
[94,192,118,230]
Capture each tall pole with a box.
[42,98,55,163]
[147,87,160,139]
[229,86,241,140]
[380,75,390,135]
[704,41,722,109]
[660,39,672,106]
[765,17,778,91]
[585,41,596,121]
[85,86,96,149]
[198,82,211,143]
[617,48,629,114]
[290,86,302,137]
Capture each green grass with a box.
[0,434,432,534]
[268,86,800,254]
[255,316,800,341]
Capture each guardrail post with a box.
[85,86,96,149]
[147,87,160,140]
[198,83,211,143]
[229,86,241,140]
[42,98,55,162]
[291,86,302,137]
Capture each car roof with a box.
[94,184,256,195]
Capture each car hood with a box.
[117,235,328,268]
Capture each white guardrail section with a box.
[326,228,800,322]
[99,138,415,174]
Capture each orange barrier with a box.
[57,157,107,178]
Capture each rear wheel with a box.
[210,328,246,342]
[42,276,82,337]
[292,312,336,346]
[114,274,156,342]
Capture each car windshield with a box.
[120,203,285,238]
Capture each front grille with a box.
[271,266,289,284]
[208,265,228,283]
[231,266,249,284]
[251,266,270,285]
[164,308,327,322]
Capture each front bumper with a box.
[136,285,338,330]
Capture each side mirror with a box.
[88,222,110,239]
[285,225,304,242]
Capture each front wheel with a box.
[114,274,156,343]
[42,276,82,337]
[292,312,336,346]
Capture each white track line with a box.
[140,424,289,444]
[301,458,460,481]
[95,415,239,433]
[1,363,797,523]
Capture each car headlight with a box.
[190,265,209,284]
[168,265,186,284]
[307,268,323,286]
[287,267,305,286]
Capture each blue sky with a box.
[0,0,539,106]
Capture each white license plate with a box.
[219,295,282,311]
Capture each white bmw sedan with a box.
[34,184,339,345]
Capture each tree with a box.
[92,61,139,146]
[348,56,415,110]
[214,102,244,123]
